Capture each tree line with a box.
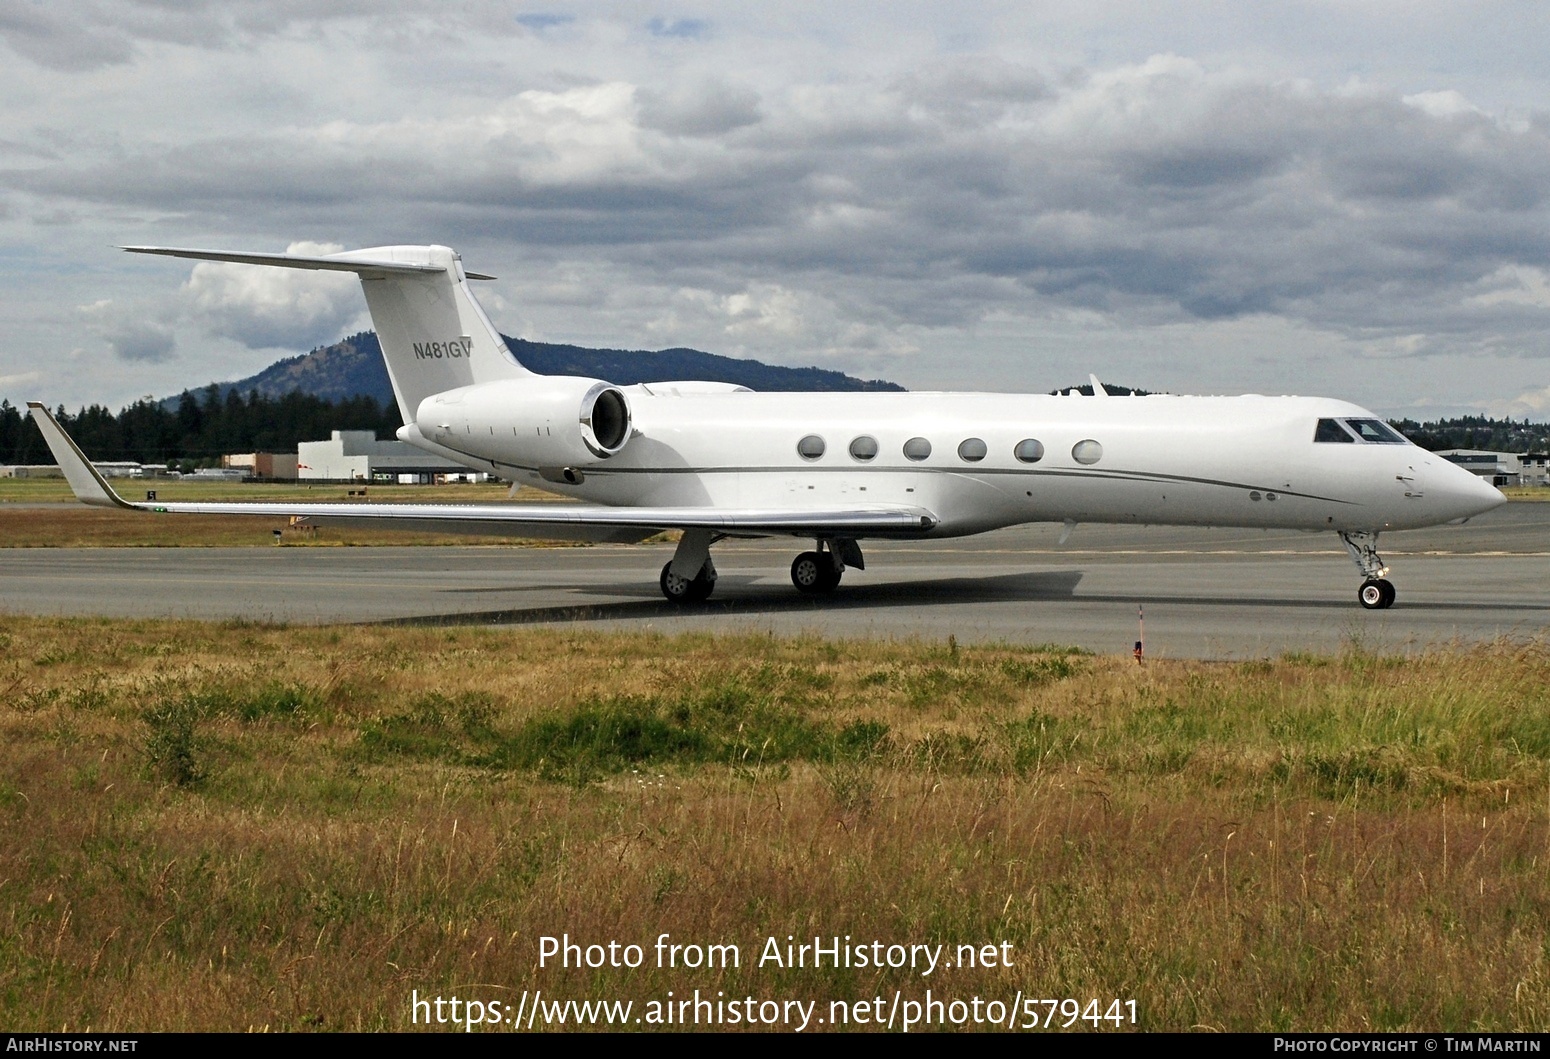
[0,386,402,469]
[1388,416,1550,455]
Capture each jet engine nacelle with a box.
[415,376,632,468]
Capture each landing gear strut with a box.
[1339,530,1395,610]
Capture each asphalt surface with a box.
[0,503,1544,659]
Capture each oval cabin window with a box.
[849,435,879,461]
[797,435,826,460]
[902,437,932,461]
[1071,439,1103,465]
[957,438,988,462]
[1014,439,1045,463]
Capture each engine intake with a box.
[580,382,630,457]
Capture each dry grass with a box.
[2,620,1548,1032]
[0,482,581,547]
[0,478,530,504]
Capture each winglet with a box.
[25,403,133,509]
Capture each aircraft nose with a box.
[1438,459,1507,519]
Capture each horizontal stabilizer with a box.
[119,246,496,280]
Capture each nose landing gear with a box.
[1340,530,1395,609]
[1358,577,1396,610]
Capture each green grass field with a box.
[2,619,1547,1031]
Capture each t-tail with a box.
[120,244,530,424]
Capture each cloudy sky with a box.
[3,1,1550,419]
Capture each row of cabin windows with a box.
[797,435,1103,466]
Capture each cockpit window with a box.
[1314,419,1356,443]
[1344,418,1407,444]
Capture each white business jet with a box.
[28,243,1505,610]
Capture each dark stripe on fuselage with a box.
[484,459,1355,506]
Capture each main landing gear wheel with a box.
[1358,578,1395,610]
[660,561,715,604]
[791,551,841,594]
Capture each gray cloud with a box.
[515,13,573,31]
[0,0,524,70]
[15,60,1549,367]
[646,18,708,39]
[5,6,1550,414]
[637,82,762,137]
[0,2,135,70]
[105,320,176,362]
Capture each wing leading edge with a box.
[25,404,937,540]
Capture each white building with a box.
[297,430,484,483]
[1437,449,1547,487]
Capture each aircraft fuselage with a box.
[408,388,1502,538]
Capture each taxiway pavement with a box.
[0,501,1544,658]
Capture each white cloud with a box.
[1467,266,1550,310]
[181,241,364,349]
[1484,385,1550,419]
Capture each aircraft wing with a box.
[26,403,937,541]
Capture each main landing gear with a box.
[660,527,719,605]
[656,531,867,603]
[791,550,841,593]
[1339,530,1395,610]
[791,538,864,595]
[660,559,716,603]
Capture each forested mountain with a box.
[204,332,904,406]
[0,331,902,466]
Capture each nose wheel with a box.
[1341,531,1396,609]
[1358,578,1395,610]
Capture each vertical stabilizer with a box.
[120,243,531,423]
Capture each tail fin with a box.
[121,244,530,423]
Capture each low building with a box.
[2,462,146,478]
[1521,453,1549,488]
[223,453,299,480]
[1437,449,1545,487]
[297,430,482,483]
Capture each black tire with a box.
[791,552,832,594]
[1377,578,1396,608]
[661,561,715,604]
[1358,579,1386,609]
[819,562,842,591]
[687,569,715,602]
